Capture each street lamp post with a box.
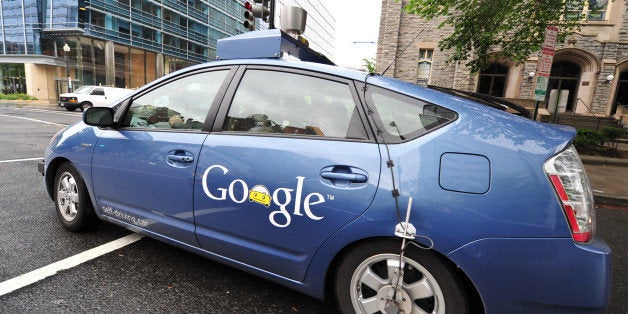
[63,44,72,92]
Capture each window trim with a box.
[112,65,237,133]
[211,65,375,143]
[360,84,458,144]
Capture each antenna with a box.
[380,29,425,76]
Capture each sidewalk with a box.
[581,155,628,207]
[0,99,56,109]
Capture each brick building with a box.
[376,0,628,119]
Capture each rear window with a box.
[366,86,456,143]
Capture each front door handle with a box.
[320,171,367,183]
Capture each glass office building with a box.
[0,0,335,101]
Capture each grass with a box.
[0,93,38,100]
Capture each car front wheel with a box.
[53,162,98,231]
[80,102,93,112]
[335,240,467,314]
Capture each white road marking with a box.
[0,157,42,164]
[0,233,144,296]
[11,107,81,117]
[0,113,68,126]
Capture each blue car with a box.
[40,32,610,313]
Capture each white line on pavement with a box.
[0,157,42,164]
[12,107,81,117]
[0,113,68,126]
[0,233,144,297]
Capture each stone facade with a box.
[376,0,628,117]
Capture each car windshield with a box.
[73,86,93,94]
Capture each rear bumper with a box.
[448,238,611,313]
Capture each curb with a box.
[580,155,628,167]
[594,194,628,208]
[581,156,628,207]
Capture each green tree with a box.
[363,58,377,74]
[403,0,592,72]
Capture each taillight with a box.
[544,145,595,243]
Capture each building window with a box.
[417,49,433,86]
[0,64,26,94]
[477,64,508,97]
[565,0,609,20]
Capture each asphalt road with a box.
[0,105,335,312]
[0,104,625,312]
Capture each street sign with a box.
[534,76,549,100]
[534,26,559,102]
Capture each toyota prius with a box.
[40,33,610,313]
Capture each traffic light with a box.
[243,1,255,31]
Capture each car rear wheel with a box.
[54,162,98,231]
[80,102,93,112]
[335,240,467,314]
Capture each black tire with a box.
[335,240,468,314]
[80,102,93,112]
[53,162,98,231]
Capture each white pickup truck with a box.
[58,86,133,111]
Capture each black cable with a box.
[362,73,403,224]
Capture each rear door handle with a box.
[167,154,194,163]
[320,171,367,183]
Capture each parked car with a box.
[58,85,133,111]
[40,57,610,313]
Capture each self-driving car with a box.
[40,30,610,313]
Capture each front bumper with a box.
[58,101,78,109]
[448,238,611,313]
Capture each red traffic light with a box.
[243,1,255,31]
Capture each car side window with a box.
[367,87,456,143]
[92,88,105,96]
[122,70,229,130]
[223,69,368,139]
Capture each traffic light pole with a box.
[269,0,275,29]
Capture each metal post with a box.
[63,43,72,92]
[65,52,70,92]
[532,100,539,121]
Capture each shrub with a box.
[574,128,604,151]
[600,126,626,149]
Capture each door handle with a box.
[320,171,367,183]
[167,154,194,163]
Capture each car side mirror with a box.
[83,107,115,128]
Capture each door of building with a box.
[611,70,627,115]
[548,61,580,112]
